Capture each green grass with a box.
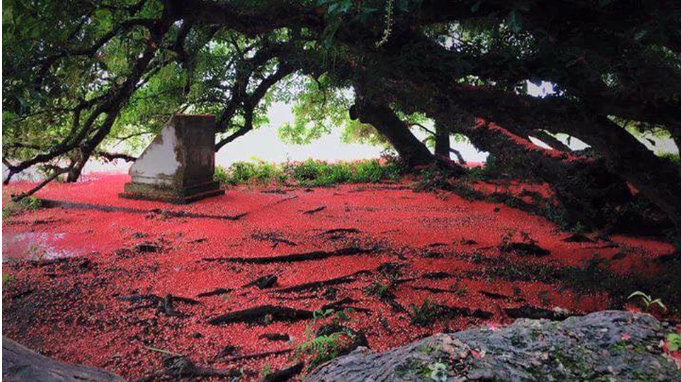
[296,330,355,370]
[3,273,16,287]
[215,158,404,187]
[2,196,43,219]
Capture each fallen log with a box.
[2,336,124,382]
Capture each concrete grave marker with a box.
[120,114,224,203]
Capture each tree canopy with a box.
[3,0,681,235]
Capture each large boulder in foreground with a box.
[308,311,680,381]
[2,337,124,382]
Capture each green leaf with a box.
[634,29,649,41]
[667,333,681,352]
[507,9,522,32]
[471,1,482,13]
[627,291,649,300]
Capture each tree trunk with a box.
[568,117,681,236]
[434,123,450,159]
[66,158,87,182]
[349,103,436,168]
[462,119,634,230]
[383,81,681,236]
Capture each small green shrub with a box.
[312,308,335,322]
[666,333,681,352]
[2,196,43,219]
[409,298,442,326]
[363,281,390,299]
[628,291,666,312]
[296,330,355,370]
[217,159,285,186]
[352,160,385,183]
[3,273,16,286]
[288,159,326,182]
[260,362,272,380]
[215,159,402,187]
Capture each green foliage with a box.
[2,196,43,219]
[260,362,272,380]
[296,330,354,370]
[409,298,441,326]
[658,152,680,165]
[332,308,353,324]
[627,291,666,312]
[313,308,335,321]
[3,273,17,287]
[215,159,285,186]
[215,158,404,187]
[427,362,449,382]
[666,333,681,352]
[363,281,390,299]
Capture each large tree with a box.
[3,0,680,235]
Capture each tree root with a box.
[222,349,293,362]
[160,356,237,379]
[197,288,233,298]
[208,305,314,325]
[274,270,371,293]
[39,199,247,220]
[243,274,278,289]
[116,293,198,316]
[262,362,304,382]
[303,206,326,215]
[203,246,375,264]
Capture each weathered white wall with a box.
[129,124,181,186]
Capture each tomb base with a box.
[119,180,224,204]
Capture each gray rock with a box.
[3,337,124,382]
[308,311,681,381]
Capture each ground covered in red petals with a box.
[2,174,679,380]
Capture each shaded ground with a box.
[2,174,679,380]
